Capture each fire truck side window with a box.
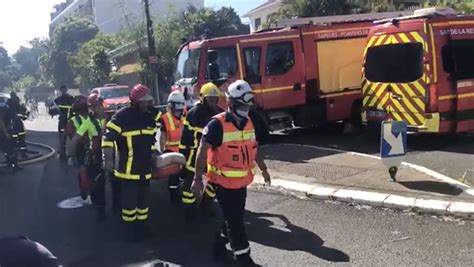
[265,42,295,75]
[244,47,261,80]
[206,47,237,80]
[442,40,474,80]
[365,43,423,83]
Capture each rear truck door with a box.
[236,43,264,108]
[259,35,305,110]
[363,31,430,128]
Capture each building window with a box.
[265,42,295,75]
[254,17,261,31]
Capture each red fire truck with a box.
[173,11,411,137]
[362,7,474,133]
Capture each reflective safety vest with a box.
[162,112,184,152]
[207,112,257,189]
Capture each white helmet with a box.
[167,91,185,110]
[226,80,254,104]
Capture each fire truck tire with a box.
[249,110,270,144]
[320,122,345,134]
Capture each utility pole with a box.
[143,0,161,104]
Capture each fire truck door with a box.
[238,44,264,108]
[260,39,305,110]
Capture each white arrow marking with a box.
[384,126,404,155]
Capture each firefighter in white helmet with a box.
[192,80,271,266]
[159,90,186,204]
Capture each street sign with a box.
[380,120,407,181]
[149,56,158,64]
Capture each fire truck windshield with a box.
[365,43,423,83]
[175,48,200,80]
[100,87,130,99]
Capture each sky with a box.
[0,0,265,55]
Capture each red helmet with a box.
[88,93,103,107]
[130,84,153,102]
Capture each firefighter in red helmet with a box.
[102,84,157,241]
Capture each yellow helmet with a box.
[199,82,220,100]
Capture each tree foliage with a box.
[70,34,119,88]
[40,17,99,87]
[0,45,20,91]
[424,0,474,14]
[13,38,48,79]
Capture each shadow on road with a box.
[398,181,463,196]
[246,211,350,263]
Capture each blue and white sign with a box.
[380,121,407,179]
[381,121,407,158]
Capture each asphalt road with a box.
[271,126,474,186]
[0,117,472,266]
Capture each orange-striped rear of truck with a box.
[362,8,474,133]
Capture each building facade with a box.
[50,0,204,36]
[243,0,424,33]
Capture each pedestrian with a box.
[192,80,271,266]
[103,84,157,241]
[158,90,186,204]
[65,95,92,204]
[67,93,107,220]
[49,85,75,160]
[0,236,59,267]
[0,105,21,172]
[7,92,29,158]
[179,82,223,222]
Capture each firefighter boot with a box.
[201,196,217,217]
[134,221,154,242]
[236,254,261,267]
[213,234,235,264]
[21,150,28,159]
[123,223,136,242]
[184,205,197,224]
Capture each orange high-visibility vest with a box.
[162,112,184,152]
[207,112,257,189]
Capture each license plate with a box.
[368,110,386,118]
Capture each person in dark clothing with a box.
[179,82,223,222]
[6,92,29,158]
[0,105,21,172]
[49,85,75,160]
[0,236,59,267]
[103,84,157,241]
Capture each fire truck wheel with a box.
[320,122,345,135]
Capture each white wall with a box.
[52,0,204,35]
[94,0,204,34]
[246,2,283,32]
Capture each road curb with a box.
[262,143,472,191]
[253,177,474,219]
[0,142,56,168]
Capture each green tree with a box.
[277,0,356,18]
[70,34,119,88]
[0,45,11,70]
[41,17,99,87]
[0,45,21,91]
[13,38,48,78]
[8,75,37,92]
[424,0,474,14]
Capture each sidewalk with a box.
[253,144,474,219]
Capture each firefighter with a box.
[158,91,186,204]
[7,92,29,158]
[103,84,157,241]
[67,94,107,219]
[179,82,223,221]
[49,85,75,160]
[0,105,20,172]
[65,95,92,204]
[192,80,271,267]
